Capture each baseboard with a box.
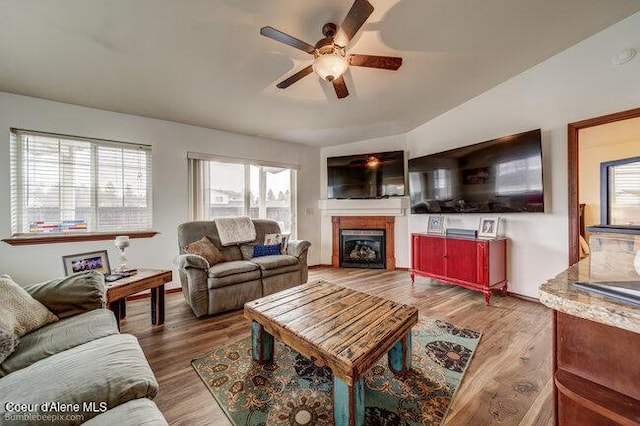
[308,264,333,269]
[309,264,409,271]
[507,291,541,304]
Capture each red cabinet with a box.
[410,233,508,304]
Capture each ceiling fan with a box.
[260,0,403,99]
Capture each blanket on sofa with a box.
[214,216,257,246]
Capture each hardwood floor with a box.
[121,267,554,425]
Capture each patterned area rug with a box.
[192,317,481,425]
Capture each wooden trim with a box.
[506,291,541,305]
[3,231,158,246]
[555,369,640,425]
[308,264,333,269]
[567,107,640,266]
[331,216,396,270]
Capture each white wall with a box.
[320,12,640,298]
[319,133,409,266]
[0,92,321,285]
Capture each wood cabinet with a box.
[554,311,640,425]
[410,233,508,304]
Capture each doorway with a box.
[567,107,640,265]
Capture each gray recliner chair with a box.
[174,219,311,317]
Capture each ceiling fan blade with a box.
[276,65,314,89]
[334,0,374,47]
[332,75,349,99]
[348,54,403,70]
[260,26,315,54]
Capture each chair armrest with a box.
[174,253,210,270]
[22,271,105,319]
[287,240,311,258]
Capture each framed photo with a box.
[427,215,445,235]
[478,217,499,238]
[62,250,110,275]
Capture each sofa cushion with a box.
[22,271,105,319]
[84,398,168,426]
[0,333,158,425]
[253,244,281,257]
[0,327,19,364]
[0,308,118,377]
[0,275,58,337]
[207,260,259,278]
[250,254,300,271]
[208,269,262,289]
[185,236,227,266]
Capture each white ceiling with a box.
[1,1,639,147]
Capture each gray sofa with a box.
[0,272,167,425]
[174,219,311,317]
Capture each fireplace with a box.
[331,216,396,270]
[340,229,385,269]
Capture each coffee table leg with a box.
[334,377,364,426]
[388,331,412,375]
[251,321,273,364]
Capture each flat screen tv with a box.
[409,129,544,213]
[327,150,405,199]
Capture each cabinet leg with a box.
[501,283,508,297]
[410,272,415,285]
[484,292,491,306]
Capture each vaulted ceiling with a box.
[1,0,639,146]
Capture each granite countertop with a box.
[539,258,640,334]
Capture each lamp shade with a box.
[313,53,348,82]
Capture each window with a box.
[10,129,153,237]
[188,154,297,235]
[601,156,640,226]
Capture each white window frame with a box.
[187,152,298,237]
[9,128,153,237]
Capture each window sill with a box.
[2,231,158,246]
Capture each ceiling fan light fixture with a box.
[313,52,348,82]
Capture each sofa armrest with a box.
[174,253,210,270]
[173,254,210,317]
[22,271,105,319]
[287,240,311,258]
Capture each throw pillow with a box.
[0,326,19,364]
[264,233,291,254]
[0,275,58,338]
[185,236,227,266]
[253,244,282,258]
[240,244,256,260]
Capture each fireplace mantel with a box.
[332,216,395,271]
[318,197,408,216]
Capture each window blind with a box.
[10,129,153,235]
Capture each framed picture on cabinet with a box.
[427,215,445,235]
[478,217,499,238]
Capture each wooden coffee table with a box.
[244,281,418,426]
[106,269,172,329]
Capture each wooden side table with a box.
[105,269,172,328]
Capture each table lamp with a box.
[114,236,130,273]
